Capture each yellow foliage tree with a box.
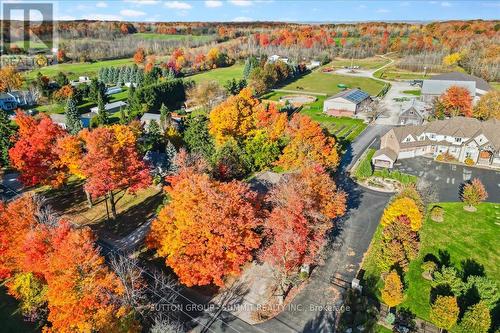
[430,296,459,331]
[0,66,23,92]
[209,87,260,146]
[381,197,423,231]
[473,90,500,120]
[381,270,404,308]
[442,52,461,66]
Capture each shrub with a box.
[461,178,488,208]
[464,157,474,166]
[385,312,395,325]
[430,205,444,222]
[421,261,438,280]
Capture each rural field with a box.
[362,202,499,323]
[278,69,386,96]
[189,63,245,84]
[329,56,391,69]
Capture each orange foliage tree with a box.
[381,270,404,308]
[209,87,261,146]
[79,125,151,219]
[436,85,473,118]
[133,48,145,64]
[277,114,339,171]
[9,112,68,187]
[147,153,262,287]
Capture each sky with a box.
[3,0,500,22]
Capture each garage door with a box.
[398,150,415,159]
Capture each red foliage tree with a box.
[9,112,68,187]
[79,125,151,219]
[436,86,473,117]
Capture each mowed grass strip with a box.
[329,56,391,70]
[362,202,500,322]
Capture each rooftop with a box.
[328,88,370,104]
[428,71,491,91]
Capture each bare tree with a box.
[149,316,184,333]
[186,80,227,110]
[361,99,389,123]
[110,255,149,314]
[417,179,439,212]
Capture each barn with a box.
[323,88,371,117]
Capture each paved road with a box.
[394,157,500,202]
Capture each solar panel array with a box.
[345,89,370,103]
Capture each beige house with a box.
[373,117,500,169]
[323,88,371,117]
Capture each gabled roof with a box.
[327,88,370,104]
[421,79,476,96]
[373,148,398,162]
[429,72,491,91]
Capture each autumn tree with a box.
[79,125,151,219]
[133,48,146,64]
[9,112,68,187]
[261,165,346,299]
[277,114,339,171]
[0,66,23,92]
[378,216,420,272]
[381,270,404,308]
[381,197,423,231]
[209,87,260,145]
[147,157,262,287]
[435,86,473,118]
[473,90,500,120]
[461,178,488,209]
[186,80,226,110]
[430,296,459,332]
[457,301,491,333]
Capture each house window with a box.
[430,134,435,139]
[455,137,461,143]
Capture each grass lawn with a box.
[402,89,421,96]
[328,56,391,70]
[39,179,163,237]
[373,67,432,81]
[24,58,134,81]
[374,324,392,333]
[261,91,367,144]
[277,70,386,96]
[0,287,38,333]
[362,202,500,323]
[354,148,376,180]
[189,63,245,85]
[491,82,500,90]
[132,33,214,42]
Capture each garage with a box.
[398,150,415,159]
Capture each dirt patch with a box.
[279,94,317,107]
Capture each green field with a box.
[278,70,386,96]
[24,58,134,80]
[329,56,391,70]
[491,82,500,90]
[362,202,500,323]
[402,89,421,96]
[374,67,431,81]
[132,33,215,42]
[189,63,245,85]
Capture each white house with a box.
[323,88,371,117]
[421,72,491,104]
[373,117,500,169]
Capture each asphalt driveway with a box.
[393,157,500,202]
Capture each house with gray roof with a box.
[373,117,500,169]
[323,88,371,117]
[90,100,127,114]
[398,99,430,126]
[421,72,491,104]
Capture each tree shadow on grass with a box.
[460,258,485,280]
[92,191,164,237]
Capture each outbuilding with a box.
[323,88,371,117]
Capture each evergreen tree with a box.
[164,140,177,174]
[65,97,82,134]
[0,109,14,167]
[159,103,171,131]
[119,107,128,125]
[146,120,163,151]
[243,56,258,79]
[96,92,108,125]
[183,114,215,159]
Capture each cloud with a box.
[96,1,108,8]
[376,8,390,13]
[123,0,160,4]
[83,13,123,21]
[120,9,146,17]
[229,0,253,6]
[232,16,253,21]
[205,0,223,7]
[164,1,192,9]
[441,1,452,7]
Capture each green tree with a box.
[243,56,259,79]
[212,138,250,181]
[432,266,465,296]
[145,120,163,152]
[164,140,177,174]
[65,97,82,135]
[244,130,281,172]
[466,275,498,308]
[457,301,491,333]
[55,71,69,87]
[96,92,108,126]
[0,109,14,167]
[430,296,459,332]
[183,114,215,159]
[159,103,172,131]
